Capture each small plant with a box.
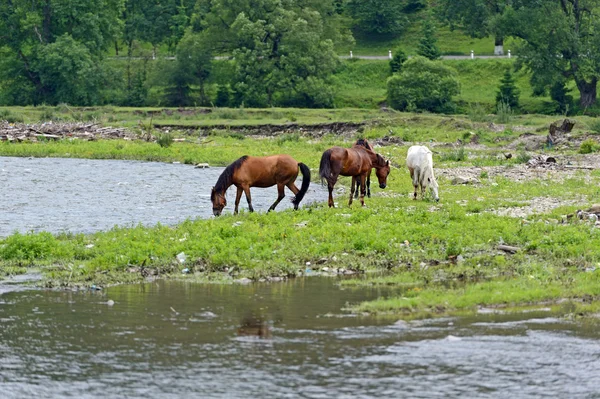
[39,109,55,122]
[480,171,489,179]
[156,133,174,148]
[276,133,300,146]
[516,150,531,163]
[468,103,489,123]
[579,138,600,154]
[495,101,513,124]
[441,146,467,162]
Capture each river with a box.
[0,157,326,237]
[1,278,600,398]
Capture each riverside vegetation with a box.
[2,109,600,319]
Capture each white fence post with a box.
[508,50,511,58]
[350,51,353,59]
[470,50,474,59]
[388,50,392,59]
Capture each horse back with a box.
[235,155,299,187]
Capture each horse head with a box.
[427,175,439,202]
[211,187,227,216]
[375,156,391,189]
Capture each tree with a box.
[0,0,124,104]
[500,1,600,108]
[387,56,460,112]
[496,69,519,110]
[389,47,407,74]
[346,0,424,35]
[437,0,511,55]
[197,0,340,108]
[417,18,441,60]
[161,30,213,106]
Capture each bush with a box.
[468,103,489,122]
[156,133,174,148]
[579,138,600,154]
[389,48,407,74]
[496,69,520,110]
[496,101,513,124]
[440,146,467,161]
[215,85,231,107]
[387,56,460,113]
[0,109,24,123]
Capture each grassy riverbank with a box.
[2,110,600,318]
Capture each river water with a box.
[1,278,600,398]
[0,156,326,237]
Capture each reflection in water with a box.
[1,278,600,398]
[237,314,272,339]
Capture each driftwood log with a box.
[0,121,138,142]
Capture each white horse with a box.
[406,145,439,202]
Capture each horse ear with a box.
[386,160,390,166]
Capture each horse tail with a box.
[319,149,333,185]
[292,163,311,207]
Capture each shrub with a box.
[0,109,24,123]
[156,133,174,148]
[389,48,407,74]
[579,138,600,154]
[387,56,460,113]
[468,103,489,122]
[516,150,531,163]
[496,101,513,124]
[496,69,520,110]
[550,81,573,115]
[440,146,467,162]
[215,85,231,107]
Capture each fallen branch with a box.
[498,244,520,254]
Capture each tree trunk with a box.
[494,36,504,56]
[576,77,597,108]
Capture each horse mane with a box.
[214,155,249,193]
[375,154,387,166]
[354,138,373,151]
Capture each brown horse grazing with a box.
[319,143,390,207]
[211,154,311,216]
[353,139,373,199]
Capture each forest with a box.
[1,0,600,114]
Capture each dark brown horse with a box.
[353,139,373,198]
[319,143,390,207]
[211,154,311,216]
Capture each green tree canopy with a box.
[345,0,423,35]
[387,56,460,112]
[499,0,600,107]
[438,0,511,51]
[0,0,125,104]
[196,0,340,107]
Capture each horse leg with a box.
[243,185,254,212]
[359,174,367,207]
[349,176,356,207]
[234,186,243,215]
[328,182,335,208]
[286,182,300,210]
[411,168,419,200]
[269,184,285,212]
[353,179,359,199]
[366,170,371,198]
